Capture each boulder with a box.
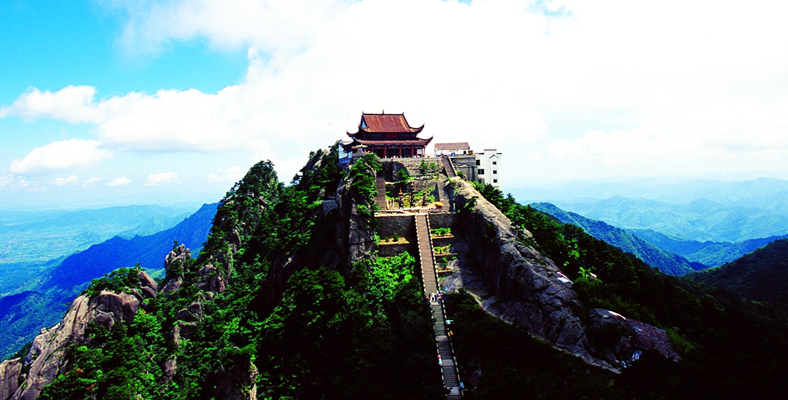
[137,270,158,298]
[587,308,636,365]
[165,244,191,267]
[161,276,183,294]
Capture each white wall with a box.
[475,151,502,190]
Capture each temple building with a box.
[344,112,432,158]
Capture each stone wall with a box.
[380,158,445,181]
[376,215,416,242]
[429,211,458,230]
[376,213,458,239]
[378,243,415,257]
[376,215,417,257]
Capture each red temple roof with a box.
[352,112,424,134]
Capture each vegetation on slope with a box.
[36,149,442,399]
[28,152,788,399]
[629,227,788,267]
[688,238,788,310]
[0,204,217,360]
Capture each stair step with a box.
[416,214,462,398]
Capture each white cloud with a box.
[108,177,132,186]
[0,175,14,187]
[144,172,180,187]
[207,165,243,182]
[9,139,112,174]
[0,86,104,123]
[54,175,79,186]
[82,177,102,188]
[3,0,788,184]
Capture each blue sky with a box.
[2,0,788,209]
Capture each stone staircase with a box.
[415,213,462,399]
[441,156,458,178]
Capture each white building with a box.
[474,149,502,190]
[434,142,503,191]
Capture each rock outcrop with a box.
[214,360,259,400]
[445,178,612,369]
[161,243,190,293]
[0,358,21,400]
[6,271,157,400]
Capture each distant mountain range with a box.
[511,177,788,210]
[626,228,788,267]
[530,203,705,276]
[40,203,218,294]
[688,239,788,310]
[0,203,217,358]
[547,196,788,243]
[0,204,195,266]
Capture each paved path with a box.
[415,213,462,399]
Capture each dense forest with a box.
[36,150,443,399]
[688,238,788,310]
[14,150,788,399]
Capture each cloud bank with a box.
[9,139,112,174]
[4,0,788,183]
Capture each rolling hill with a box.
[627,228,788,267]
[530,202,705,276]
[688,238,788,310]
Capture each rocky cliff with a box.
[444,178,606,365]
[444,178,680,370]
[0,270,157,400]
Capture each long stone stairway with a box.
[415,213,462,399]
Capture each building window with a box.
[478,169,485,174]
[492,161,497,165]
[493,179,498,183]
[493,170,497,174]
[475,160,480,166]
